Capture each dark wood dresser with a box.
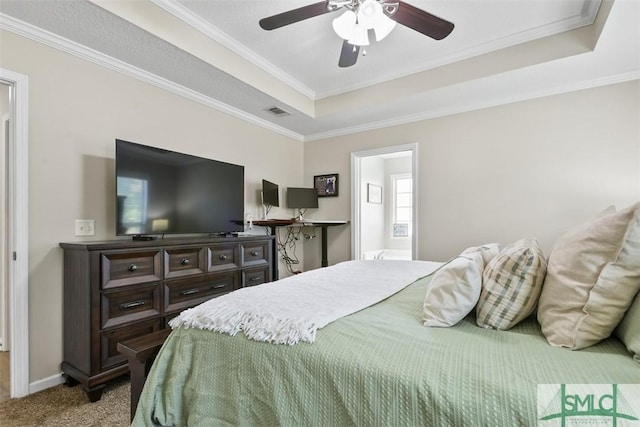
[59,235,274,401]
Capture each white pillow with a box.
[423,252,484,327]
[538,202,640,349]
[461,243,501,266]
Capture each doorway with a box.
[0,68,30,399]
[351,143,418,261]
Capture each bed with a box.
[131,264,639,426]
[132,203,640,426]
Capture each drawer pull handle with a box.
[212,283,226,289]
[180,288,199,296]
[219,254,228,261]
[250,277,261,282]
[180,258,191,266]
[250,251,259,257]
[120,300,145,310]
[128,264,138,272]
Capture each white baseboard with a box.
[29,373,64,395]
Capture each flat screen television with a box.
[115,139,244,237]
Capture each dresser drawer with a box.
[100,319,161,371]
[164,311,181,328]
[241,241,270,268]
[242,266,270,287]
[164,271,238,314]
[164,246,207,279]
[101,283,161,329]
[100,250,162,289]
[209,244,239,272]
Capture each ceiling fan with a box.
[259,0,454,68]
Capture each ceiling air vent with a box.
[265,106,291,117]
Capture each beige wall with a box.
[0,30,303,383]
[304,80,640,268]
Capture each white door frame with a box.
[350,143,418,261]
[1,112,8,351]
[1,68,30,398]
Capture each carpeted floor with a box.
[0,376,130,426]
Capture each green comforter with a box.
[133,276,639,426]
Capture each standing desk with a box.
[253,219,349,279]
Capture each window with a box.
[392,174,412,238]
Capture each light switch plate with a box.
[75,219,95,236]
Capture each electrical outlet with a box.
[75,219,95,236]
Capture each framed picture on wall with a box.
[314,173,339,197]
[393,223,409,237]
[367,183,382,204]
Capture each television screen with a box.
[116,139,244,236]
[262,179,279,207]
[286,187,318,209]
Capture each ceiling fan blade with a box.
[393,1,454,40]
[259,2,334,30]
[338,40,359,68]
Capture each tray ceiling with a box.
[0,0,638,141]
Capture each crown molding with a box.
[314,0,603,99]
[153,0,602,101]
[150,0,317,100]
[0,13,305,142]
[304,71,640,142]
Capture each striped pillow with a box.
[476,238,547,330]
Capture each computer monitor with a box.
[286,187,318,209]
[261,179,279,220]
[287,187,318,221]
[262,180,279,207]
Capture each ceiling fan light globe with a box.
[348,23,370,46]
[332,10,357,40]
[357,0,383,30]
[373,13,396,41]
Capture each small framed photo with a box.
[314,174,339,197]
[367,183,382,204]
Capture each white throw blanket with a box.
[170,260,441,345]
